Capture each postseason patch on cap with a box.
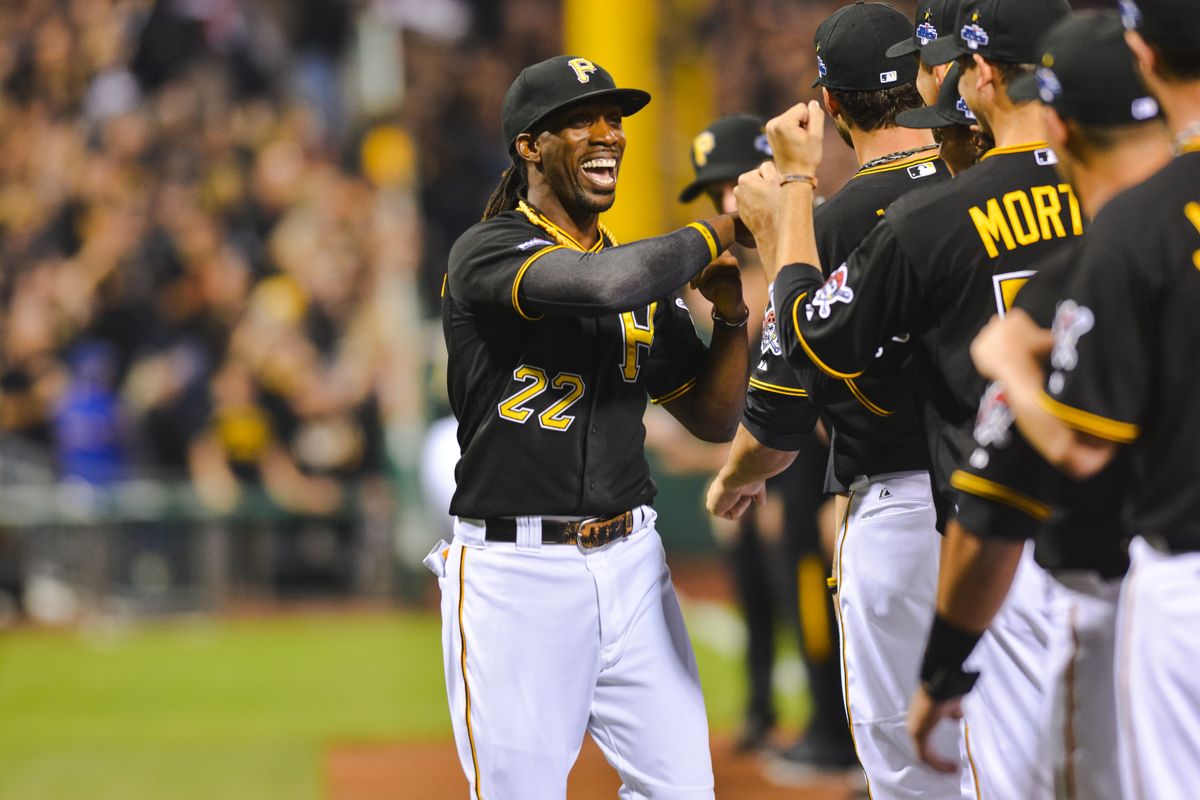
[754,134,773,157]
[961,11,990,50]
[917,19,939,44]
[1036,67,1063,104]
[818,55,828,78]
[1131,96,1160,121]
[1118,0,1142,30]
[956,96,976,120]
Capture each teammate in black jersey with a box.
[900,16,1170,795]
[708,4,972,794]
[736,1,1075,796]
[950,1,1200,795]
[435,55,750,798]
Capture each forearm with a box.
[522,216,736,317]
[936,519,1024,632]
[716,424,798,486]
[770,183,822,285]
[998,353,1115,479]
[667,323,749,442]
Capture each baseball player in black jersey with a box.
[890,0,992,175]
[735,1,1077,796]
[433,55,751,799]
[943,2,1200,796]
[708,5,980,796]
[901,16,1170,799]
[680,114,846,760]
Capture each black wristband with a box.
[919,614,984,701]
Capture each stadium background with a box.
[0,0,1106,797]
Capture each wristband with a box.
[779,173,819,189]
[711,307,749,329]
[919,614,984,701]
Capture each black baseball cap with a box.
[501,56,651,149]
[897,63,978,128]
[920,0,1071,67]
[678,115,772,203]
[812,2,919,92]
[886,0,961,60]
[1119,0,1200,49]
[1008,11,1162,125]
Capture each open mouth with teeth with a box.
[581,157,618,189]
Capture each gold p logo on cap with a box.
[692,131,716,168]
[568,58,597,84]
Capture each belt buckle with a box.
[573,516,604,551]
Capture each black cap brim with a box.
[524,87,652,139]
[886,37,920,58]
[678,163,762,203]
[1007,73,1039,104]
[896,105,956,129]
[920,33,963,66]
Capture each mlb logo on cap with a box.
[880,70,899,84]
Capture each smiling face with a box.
[525,100,626,215]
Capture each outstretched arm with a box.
[706,425,798,519]
[519,215,745,317]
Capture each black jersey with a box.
[1043,150,1200,552]
[773,142,1085,519]
[744,153,947,491]
[952,242,1130,578]
[443,206,709,518]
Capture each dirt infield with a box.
[326,735,858,799]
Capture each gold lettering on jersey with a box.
[540,373,585,430]
[498,366,548,423]
[970,184,1082,258]
[1186,201,1200,271]
[620,302,657,382]
[497,366,588,431]
[568,58,597,84]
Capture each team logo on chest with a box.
[1047,299,1094,394]
[760,305,782,356]
[806,264,855,321]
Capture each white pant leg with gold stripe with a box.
[1116,538,1200,800]
[962,544,1054,800]
[437,509,714,800]
[1043,571,1123,800]
[835,471,977,799]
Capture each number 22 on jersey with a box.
[498,366,586,431]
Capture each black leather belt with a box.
[484,510,636,549]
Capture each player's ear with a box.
[820,86,839,118]
[972,54,994,98]
[1124,30,1158,83]
[514,133,541,166]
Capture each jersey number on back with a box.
[619,302,656,382]
[497,365,586,431]
[992,270,1036,316]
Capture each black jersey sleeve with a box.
[950,381,1060,542]
[447,215,721,319]
[772,219,924,380]
[641,294,710,404]
[742,292,819,450]
[1040,234,1147,444]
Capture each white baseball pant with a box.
[429,507,714,800]
[1043,570,1123,800]
[834,471,979,799]
[1116,537,1200,800]
[963,543,1054,800]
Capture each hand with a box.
[706,473,767,520]
[733,161,780,245]
[907,685,966,774]
[765,100,825,176]
[970,309,1053,381]
[690,253,746,322]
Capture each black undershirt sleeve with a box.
[519,223,719,317]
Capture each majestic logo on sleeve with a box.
[806,264,854,321]
[1047,299,1094,394]
[568,58,597,84]
[516,237,554,251]
[760,305,782,356]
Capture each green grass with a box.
[0,609,805,799]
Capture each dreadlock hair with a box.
[482,153,530,220]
